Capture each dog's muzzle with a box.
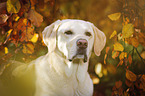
[69,39,88,63]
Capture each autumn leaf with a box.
[30,33,39,43]
[28,9,43,27]
[117,59,124,67]
[141,51,145,59]
[7,0,21,13]
[125,78,133,87]
[128,54,132,64]
[122,23,134,39]
[0,14,9,24]
[110,30,117,39]
[30,0,38,6]
[12,18,34,42]
[119,52,127,60]
[130,37,139,48]
[139,75,145,91]
[4,47,8,54]
[115,80,122,89]
[126,70,137,82]
[113,42,124,51]
[108,12,121,21]
[112,51,119,59]
[138,32,145,46]
[104,54,107,64]
[22,42,34,54]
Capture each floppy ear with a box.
[92,25,106,56]
[42,20,61,53]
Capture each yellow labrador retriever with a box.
[33,19,106,96]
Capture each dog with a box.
[32,19,106,96]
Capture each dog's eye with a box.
[85,32,92,37]
[64,31,73,35]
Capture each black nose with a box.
[77,39,88,49]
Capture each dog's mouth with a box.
[68,49,87,63]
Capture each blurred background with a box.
[0,0,145,96]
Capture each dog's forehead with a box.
[58,20,93,33]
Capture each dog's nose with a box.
[77,39,88,49]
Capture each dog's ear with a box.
[92,24,106,56]
[42,20,61,53]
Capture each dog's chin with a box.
[68,55,88,63]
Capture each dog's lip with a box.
[68,54,87,63]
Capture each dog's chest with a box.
[35,53,93,96]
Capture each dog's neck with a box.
[49,49,89,83]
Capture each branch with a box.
[135,48,145,64]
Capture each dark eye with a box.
[64,31,73,35]
[85,32,92,37]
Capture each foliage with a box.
[0,0,145,96]
[105,0,145,95]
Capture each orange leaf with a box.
[117,59,124,67]
[126,70,137,82]
[138,32,145,46]
[22,42,34,54]
[104,54,107,64]
[30,0,38,6]
[130,37,139,48]
[112,51,119,59]
[106,47,110,54]
[115,80,122,89]
[28,9,43,27]
[128,54,132,64]
[113,42,124,51]
[13,18,34,42]
[125,79,133,87]
[119,52,127,60]
[140,75,145,91]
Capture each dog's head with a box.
[42,19,106,63]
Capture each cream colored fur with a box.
[33,19,106,96]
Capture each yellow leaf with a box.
[108,12,121,21]
[119,52,127,60]
[30,33,39,43]
[7,0,21,13]
[126,70,137,82]
[28,9,43,27]
[7,29,13,38]
[4,47,8,54]
[110,30,117,39]
[113,42,124,51]
[22,42,34,54]
[122,23,134,39]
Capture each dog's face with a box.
[57,20,94,62]
[42,19,106,63]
